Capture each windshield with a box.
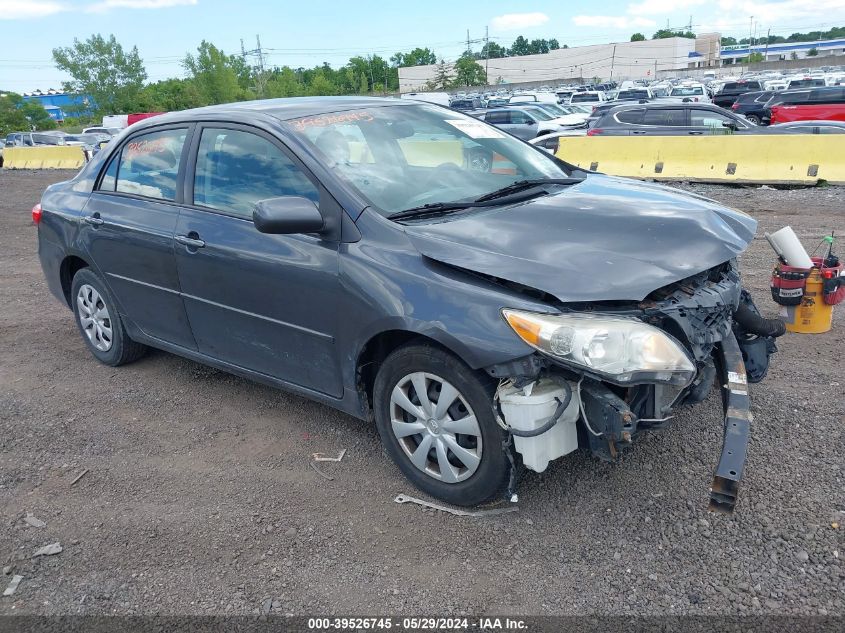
[536,103,566,116]
[671,87,703,96]
[521,107,553,121]
[288,104,571,215]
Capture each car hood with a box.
[403,175,756,303]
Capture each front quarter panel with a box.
[338,210,551,389]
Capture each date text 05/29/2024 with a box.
[306,617,528,630]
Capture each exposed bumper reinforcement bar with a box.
[709,332,751,513]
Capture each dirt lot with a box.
[1,170,843,616]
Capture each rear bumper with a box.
[709,331,751,513]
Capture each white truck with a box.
[101,114,129,130]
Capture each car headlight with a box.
[502,309,695,386]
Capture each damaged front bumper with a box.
[709,331,751,513]
[489,262,773,514]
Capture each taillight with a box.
[587,128,603,136]
[731,102,740,110]
[31,203,42,225]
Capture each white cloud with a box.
[86,0,198,12]
[572,15,657,29]
[627,0,707,15]
[490,12,550,31]
[697,1,845,36]
[0,0,65,19]
[716,0,845,22]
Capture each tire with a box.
[373,343,508,506]
[70,268,147,367]
[746,115,760,125]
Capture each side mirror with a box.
[526,120,536,125]
[253,196,324,235]
[723,121,739,131]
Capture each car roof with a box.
[604,102,721,112]
[131,96,417,128]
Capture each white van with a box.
[400,92,451,107]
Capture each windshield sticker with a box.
[444,119,505,138]
[293,111,375,131]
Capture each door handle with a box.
[688,131,704,135]
[84,215,104,226]
[632,130,647,134]
[175,234,205,249]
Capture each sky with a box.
[2,0,845,92]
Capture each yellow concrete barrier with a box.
[555,135,845,185]
[2,146,86,170]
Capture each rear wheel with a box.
[71,268,147,366]
[745,114,761,125]
[373,344,508,506]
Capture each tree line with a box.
[722,25,845,46]
[2,31,577,127]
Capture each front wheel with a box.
[373,344,508,506]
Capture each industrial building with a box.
[20,90,92,121]
[720,37,845,64]
[399,35,721,92]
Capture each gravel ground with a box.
[0,170,843,616]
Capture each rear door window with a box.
[192,127,319,219]
[110,128,188,200]
[642,109,686,126]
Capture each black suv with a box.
[712,80,763,109]
[729,90,775,125]
[588,103,756,136]
[450,97,482,111]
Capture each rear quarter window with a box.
[615,109,644,124]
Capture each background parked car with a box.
[479,107,561,140]
[512,104,589,129]
[762,86,845,123]
[450,97,483,111]
[616,88,653,101]
[712,80,763,108]
[4,131,68,147]
[787,78,826,90]
[766,120,845,134]
[82,126,123,137]
[568,91,606,105]
[770,101,845,124]
[587,103,757,136]
[730,90,775,125]
[666,84,711,104]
